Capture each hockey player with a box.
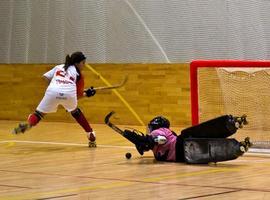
[105,112,252,164]
[13,52,97,147]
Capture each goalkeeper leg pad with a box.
[183,138,249,164]
[181,115,246,139]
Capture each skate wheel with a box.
[241,114,248,125]
[240,146,246,152]
[245,137,252,147]
[88,141,97,148]
[235,122,240,128]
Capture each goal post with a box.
[190,60,270,150]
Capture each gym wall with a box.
[0,63,191,126]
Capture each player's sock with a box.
[71,108,93,133]
[87,131,97,147]
[28,110,43,126]
[71,108,96,147]
[87,131,96,141]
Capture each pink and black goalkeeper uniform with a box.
[150,128,177,161]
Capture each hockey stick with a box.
[91,76,128,91]
[104,111,125,136]
[105,111,144,136]
[104,111,156,155]
[104,111,150,155]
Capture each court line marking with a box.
[3,140,270,161]
[248,148,270,154]
[36,193,78,200]
[2,140,270,157]
[178,189,242,200]
[0,184,33,189]
[1,167,270,200]
[2,140,270,198]
[0,140,135,149]
[1,148,270,199]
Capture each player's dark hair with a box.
[64,51,86,71]
[148,116,170,132]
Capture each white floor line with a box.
[2,140,270,156]
[0,140,135,149]
[248,148,270,154]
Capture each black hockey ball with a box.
[125,152,132,159]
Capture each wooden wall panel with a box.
[0,64,191,126]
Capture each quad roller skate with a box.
[88,141,97,148]
[12,123,31,134]
[239,137,252,153]
[234,114,248,129]
[88,131,97,148]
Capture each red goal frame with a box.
[190,60,270,125]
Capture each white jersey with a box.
[37,64,79,113]
[43,64,78,95]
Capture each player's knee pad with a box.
[71,108,82,119]
[183,138,244,164]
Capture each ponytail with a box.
[64,54,71,71]
[64,52,86,71]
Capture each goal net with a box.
[190,60,270,151]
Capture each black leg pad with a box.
[184,138,244,164]
[181,115,237,139]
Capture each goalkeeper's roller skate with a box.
[234,114,248,129]
[239,137,252,152]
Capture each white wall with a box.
[1,0,270,63]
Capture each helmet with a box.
[148,116,170,132]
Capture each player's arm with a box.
[43,75,51,84]
[76,73,96,99]
[42,66,56,85]
[150,130,168,144]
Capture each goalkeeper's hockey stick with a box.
[105,111,125,136]
[93,76,128,91]
[105,111,160,155]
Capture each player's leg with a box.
[13,110,45,134]
[62,94,96,147]
[70,108,96,147]
[183,137,252,164]
[12,92,58,134]
[181,114,247,139]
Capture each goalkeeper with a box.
[105,112,252,164]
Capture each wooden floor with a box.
[1,121,270,200]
